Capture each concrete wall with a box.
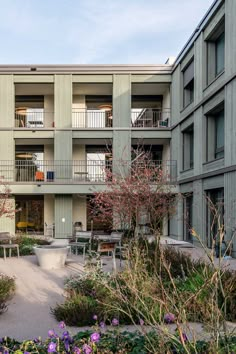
[44,95,54,128]
[44,195,54,233]
[73,195,87,231]
[170,0,236,255]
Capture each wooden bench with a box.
[0,232,20,260]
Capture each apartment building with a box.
[0,64,174,238]
[0,0,235,256]
[170,0,236,257]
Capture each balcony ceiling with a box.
[73,83,112,95]
[15,83,54,95]
[132,83,169,95]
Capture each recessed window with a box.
[206,19,225,84]
[183,60,194,108]
[206,105,224,161]
[182,124,194,170]
[215,32,225,76]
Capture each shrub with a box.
[51,294,99,326]
[0,236,50,257]
[0,273,15,314]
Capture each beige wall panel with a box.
[54,75,72,128]
[73,196,87,231]
[0,75,14,128]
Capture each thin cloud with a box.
[0,0,215,64]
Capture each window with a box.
[206,188,224,248]
[206,106,224,161]
[183,194,193,242]
[206,20,225,84]
[215,110,224,159]
[215,32,225,76]
[183,60,194,107]
[183,125,194,170]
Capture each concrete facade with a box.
[170,0,236,257]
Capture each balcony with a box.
[0,160,177,184]
[72,109,113,128]
[131,108,170,128]
[15,110,54,128]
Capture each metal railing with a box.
[72,109,113,128]
[131,108,170,128]
[0,160,177,184]
[15,111,54,128]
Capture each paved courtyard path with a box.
[0,245,236,341]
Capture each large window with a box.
[206,188,224,248]
[182,125,194,170]
[183,194,193,242]
[215,32,225,76]
[206,20,225,84]
[206,106,224,161]
[215,110,224,159]
[183,60,194,108]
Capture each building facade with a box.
[0,0,235,256]
[170,0,236,257]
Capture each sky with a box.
[0,0,214,65]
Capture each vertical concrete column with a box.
[54,75,73,238]
[225,0,236,77]
[44,95,54,128]
[224,172,236,257]
[194,33,204,105]
[225,80,236,167]
[0,75,14,128]
[112,74,131,173]
[55,195,73,238]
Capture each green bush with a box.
[0,236,50,257]
[51,294,99,326]
[0,273,15,314]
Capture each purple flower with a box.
[24,352,30,354]
[34,338,40,343]
[164,313,176,324]
[182,333,188,342]
[82,344,92,354]
[90,332,100,343]
[99,321,106,329]
[139,318,144,326]
[48,330,56,338]
[92,314,98,321]
[48,342,57,352]
[62,330,69,338]
[58,321,65,329]
[73,347,81,354]
[111,318,119,326]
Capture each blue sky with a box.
[0,0,214,64]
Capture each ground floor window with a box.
[15,195,44,233]
[206,188,224,248]
[183,193,193,242]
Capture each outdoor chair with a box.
[97,241,117,272]
[0,232,20,260]
[70,231,92,260]
[110,232,124,266]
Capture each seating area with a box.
[0,232,20,260]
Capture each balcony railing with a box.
[14,108,170,129]
[15,111,54,128]
[72,109,113,128]
[0,160,177,184]
[131,108,170,128]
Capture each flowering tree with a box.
[90,153,177,236]
[0,179,18,219]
